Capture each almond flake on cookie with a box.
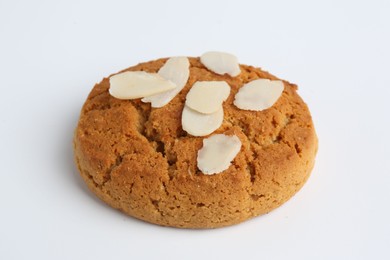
[197,134,242,175]
[181,105,223,136]
[233,79,284,111]
[200,51,241,77]
[109,71,176,99]
[142,57,190,107]
[185,81,230,114]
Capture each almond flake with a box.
[233,79,284,111]
[200,51,241,77]
[181,105,223,136]
[142,57,190,107]
[109,71,176,99]
[185,81,230,114]
[197,134,242,175]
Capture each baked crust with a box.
[73,57,318,228]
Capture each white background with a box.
[1,0,389,259]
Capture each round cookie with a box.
[73,57,318,229]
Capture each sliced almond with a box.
[109,71,176,99]
[185,81,230,114]
[233,79,284,111]
[142,57,190,107]
[197,134,242,175]
[181,105,223,136]
[200,51,241,77]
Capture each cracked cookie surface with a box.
[73,57,318,228]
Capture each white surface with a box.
[1,0,389,259]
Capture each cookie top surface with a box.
[74,57,317,228]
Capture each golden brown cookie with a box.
[73,57,318,228]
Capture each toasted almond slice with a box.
[185,81,230,114]
[233,79,284,111]
[109,71,176,99]
[181,105,223,136]
[200,51,241,77]
[142,57,190,107]
[197,134,242,175]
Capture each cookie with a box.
[73,55,318,228]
